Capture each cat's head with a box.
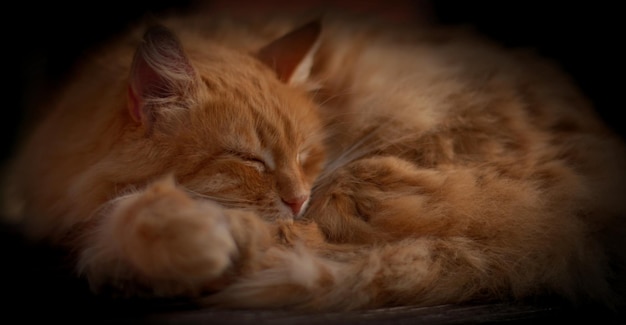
[124,21,325,221]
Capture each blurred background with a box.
[3,0,625,163]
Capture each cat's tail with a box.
[202,230,621,311]
[201,236,520,311]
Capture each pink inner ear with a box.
[128,87,142,123]
[256,20,321,83]
[128,46,170,125]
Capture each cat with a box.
[2,7,626,312]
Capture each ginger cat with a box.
[2,9,626,311]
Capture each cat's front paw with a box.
[82,176,239,296]
[308,156,444,243]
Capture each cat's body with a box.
[2,9,626,311]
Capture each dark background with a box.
[3,1,625,162]
[1,0,624,321]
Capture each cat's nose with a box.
[282,195,309,216]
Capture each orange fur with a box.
[2,9,626,311]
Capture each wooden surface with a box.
[131,302,625,325]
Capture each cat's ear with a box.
[256,20,321,85]
[128,25,198,127]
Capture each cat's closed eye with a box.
[230,151,267,172]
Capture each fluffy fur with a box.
[2,9,626,311]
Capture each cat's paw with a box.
[308,156,444,242]
[84,176,239,295]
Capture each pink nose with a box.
[282,195,308,216]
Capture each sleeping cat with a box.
[2,8,626,311]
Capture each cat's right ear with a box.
[256,20,321,86]
[128,25,198,128]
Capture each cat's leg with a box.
[310,155,611,300]
[77,176,273,297]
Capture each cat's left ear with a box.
[256,20,321,85]
[128,25,198,128]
